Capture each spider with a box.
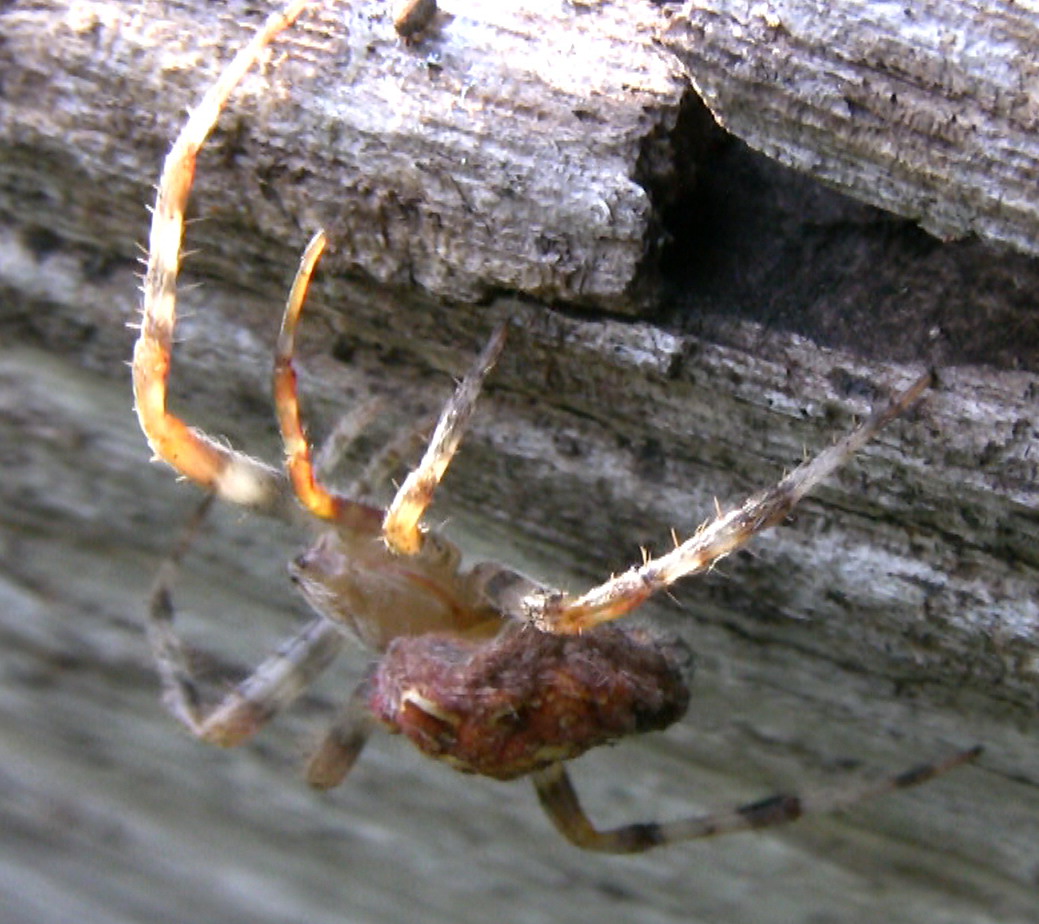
[131,1,979,853]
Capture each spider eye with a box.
[289,550,310,578]
[421,533,461,570]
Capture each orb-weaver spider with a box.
[131,0,979,853]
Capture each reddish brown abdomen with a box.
[369,623,691,780]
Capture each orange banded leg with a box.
[272,230,393,530]
[274,230,347,521]
[132,1,308,517]
[524,371,935,633]
[533,745,981,854]
[382,322,508,555]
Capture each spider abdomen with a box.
[369,623,692,780]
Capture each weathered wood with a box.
[0,0,688,313]
[664,0,1039,253]
[0,2,1037,923]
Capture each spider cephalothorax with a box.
[132,0,978,853]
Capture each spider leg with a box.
[273,232,442,531]
[305,677,378,789]
[382,322,508,555]
[273,230,382,527]
[533,745,981,854]
[147,494,345,746]
[346,410,441,502]
[132,1,309,517]
[524,371,935,633]
[314,398,386,485]
[309,390,440,503]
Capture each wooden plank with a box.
[664,0,1039,252]
[0,2,1036,921]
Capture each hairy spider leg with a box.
[305,677,379,789]
[273,230,363,523]
[525,370,935,633]
[132,0,309,517]
[382,321,509,555]
[272,229,508,542]
[147,494,345,747]
[532,744,982,854]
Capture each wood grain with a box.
[0,2,1036,922]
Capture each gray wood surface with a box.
[1,2,1037,923]
[665,0,1039,255]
